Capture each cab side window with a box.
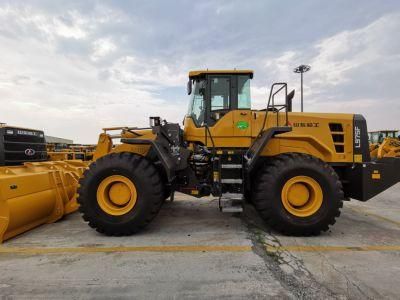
[210,77,230,111]
[238,75,251,109]
[187,80,206,126]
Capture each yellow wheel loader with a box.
[77,70,400,236]
[369,130,399,144]
[369,130,400,159]
[370,137,400,159]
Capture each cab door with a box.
[207,75,251,147]
[206,76,234,140]
[232,75,252,145]
[233,110,252,138]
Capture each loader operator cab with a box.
[187,70,253,127]
[185,70,295,141]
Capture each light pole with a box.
[293,65,311,112]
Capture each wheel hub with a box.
[281,176,323,217]
[97,175,137,216]
[109,182,131,206]
[287,183,310,207]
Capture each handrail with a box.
[258,83,289,137]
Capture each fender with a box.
[245,127,292,172]
[121,138,190,182]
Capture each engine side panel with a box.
[185,111,355,163]
[258,112,355,163]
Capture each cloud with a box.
[0,4,187,142]
[0,1,399,143]
[250,12,400,130]
[91,38,117,61]
[307,13,400,130]
[311,13,400,90]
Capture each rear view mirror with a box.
[187,80,192,95]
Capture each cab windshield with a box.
[187,79,206,126]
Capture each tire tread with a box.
[252,153,344,236]
[77,152,164,236]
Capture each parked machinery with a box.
[369,130,400,159]
[370,138,400,159]
[0,124,47,166]
[369,130,399,144]
[0,124,88,242]
[72,70,399,236]
[47,144,96,161]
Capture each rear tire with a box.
[252,153,343,236]
[77,152,164,236]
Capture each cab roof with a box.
[188,69,253,79]
[369,130,399,133]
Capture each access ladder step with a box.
[220,179,243,184]
[220,199,243,213]
[220,194,244,213]
[221,193,243,200]
[221,164,242,169]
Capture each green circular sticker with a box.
[236,121,249,130]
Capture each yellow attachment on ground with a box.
[0,160,87,243]
[369,143,379,158]
[47,151,86,161]
[96,175,138,216]
[93,128,155,160]
[93,133,113,161]
[281,176,323,217]
[372,138,400,159]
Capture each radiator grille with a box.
[1,127,47,165]
[329,123,345,153]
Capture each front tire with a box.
[252,153,344,236]
[77,152,164,236]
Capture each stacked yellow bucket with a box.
[0,161,87,242]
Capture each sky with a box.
[0,0,399,143]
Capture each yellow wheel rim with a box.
[97,175,137,216]
[281,176,323,217]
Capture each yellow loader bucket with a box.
[0,160,87,243]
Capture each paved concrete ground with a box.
[0,184,399,299]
